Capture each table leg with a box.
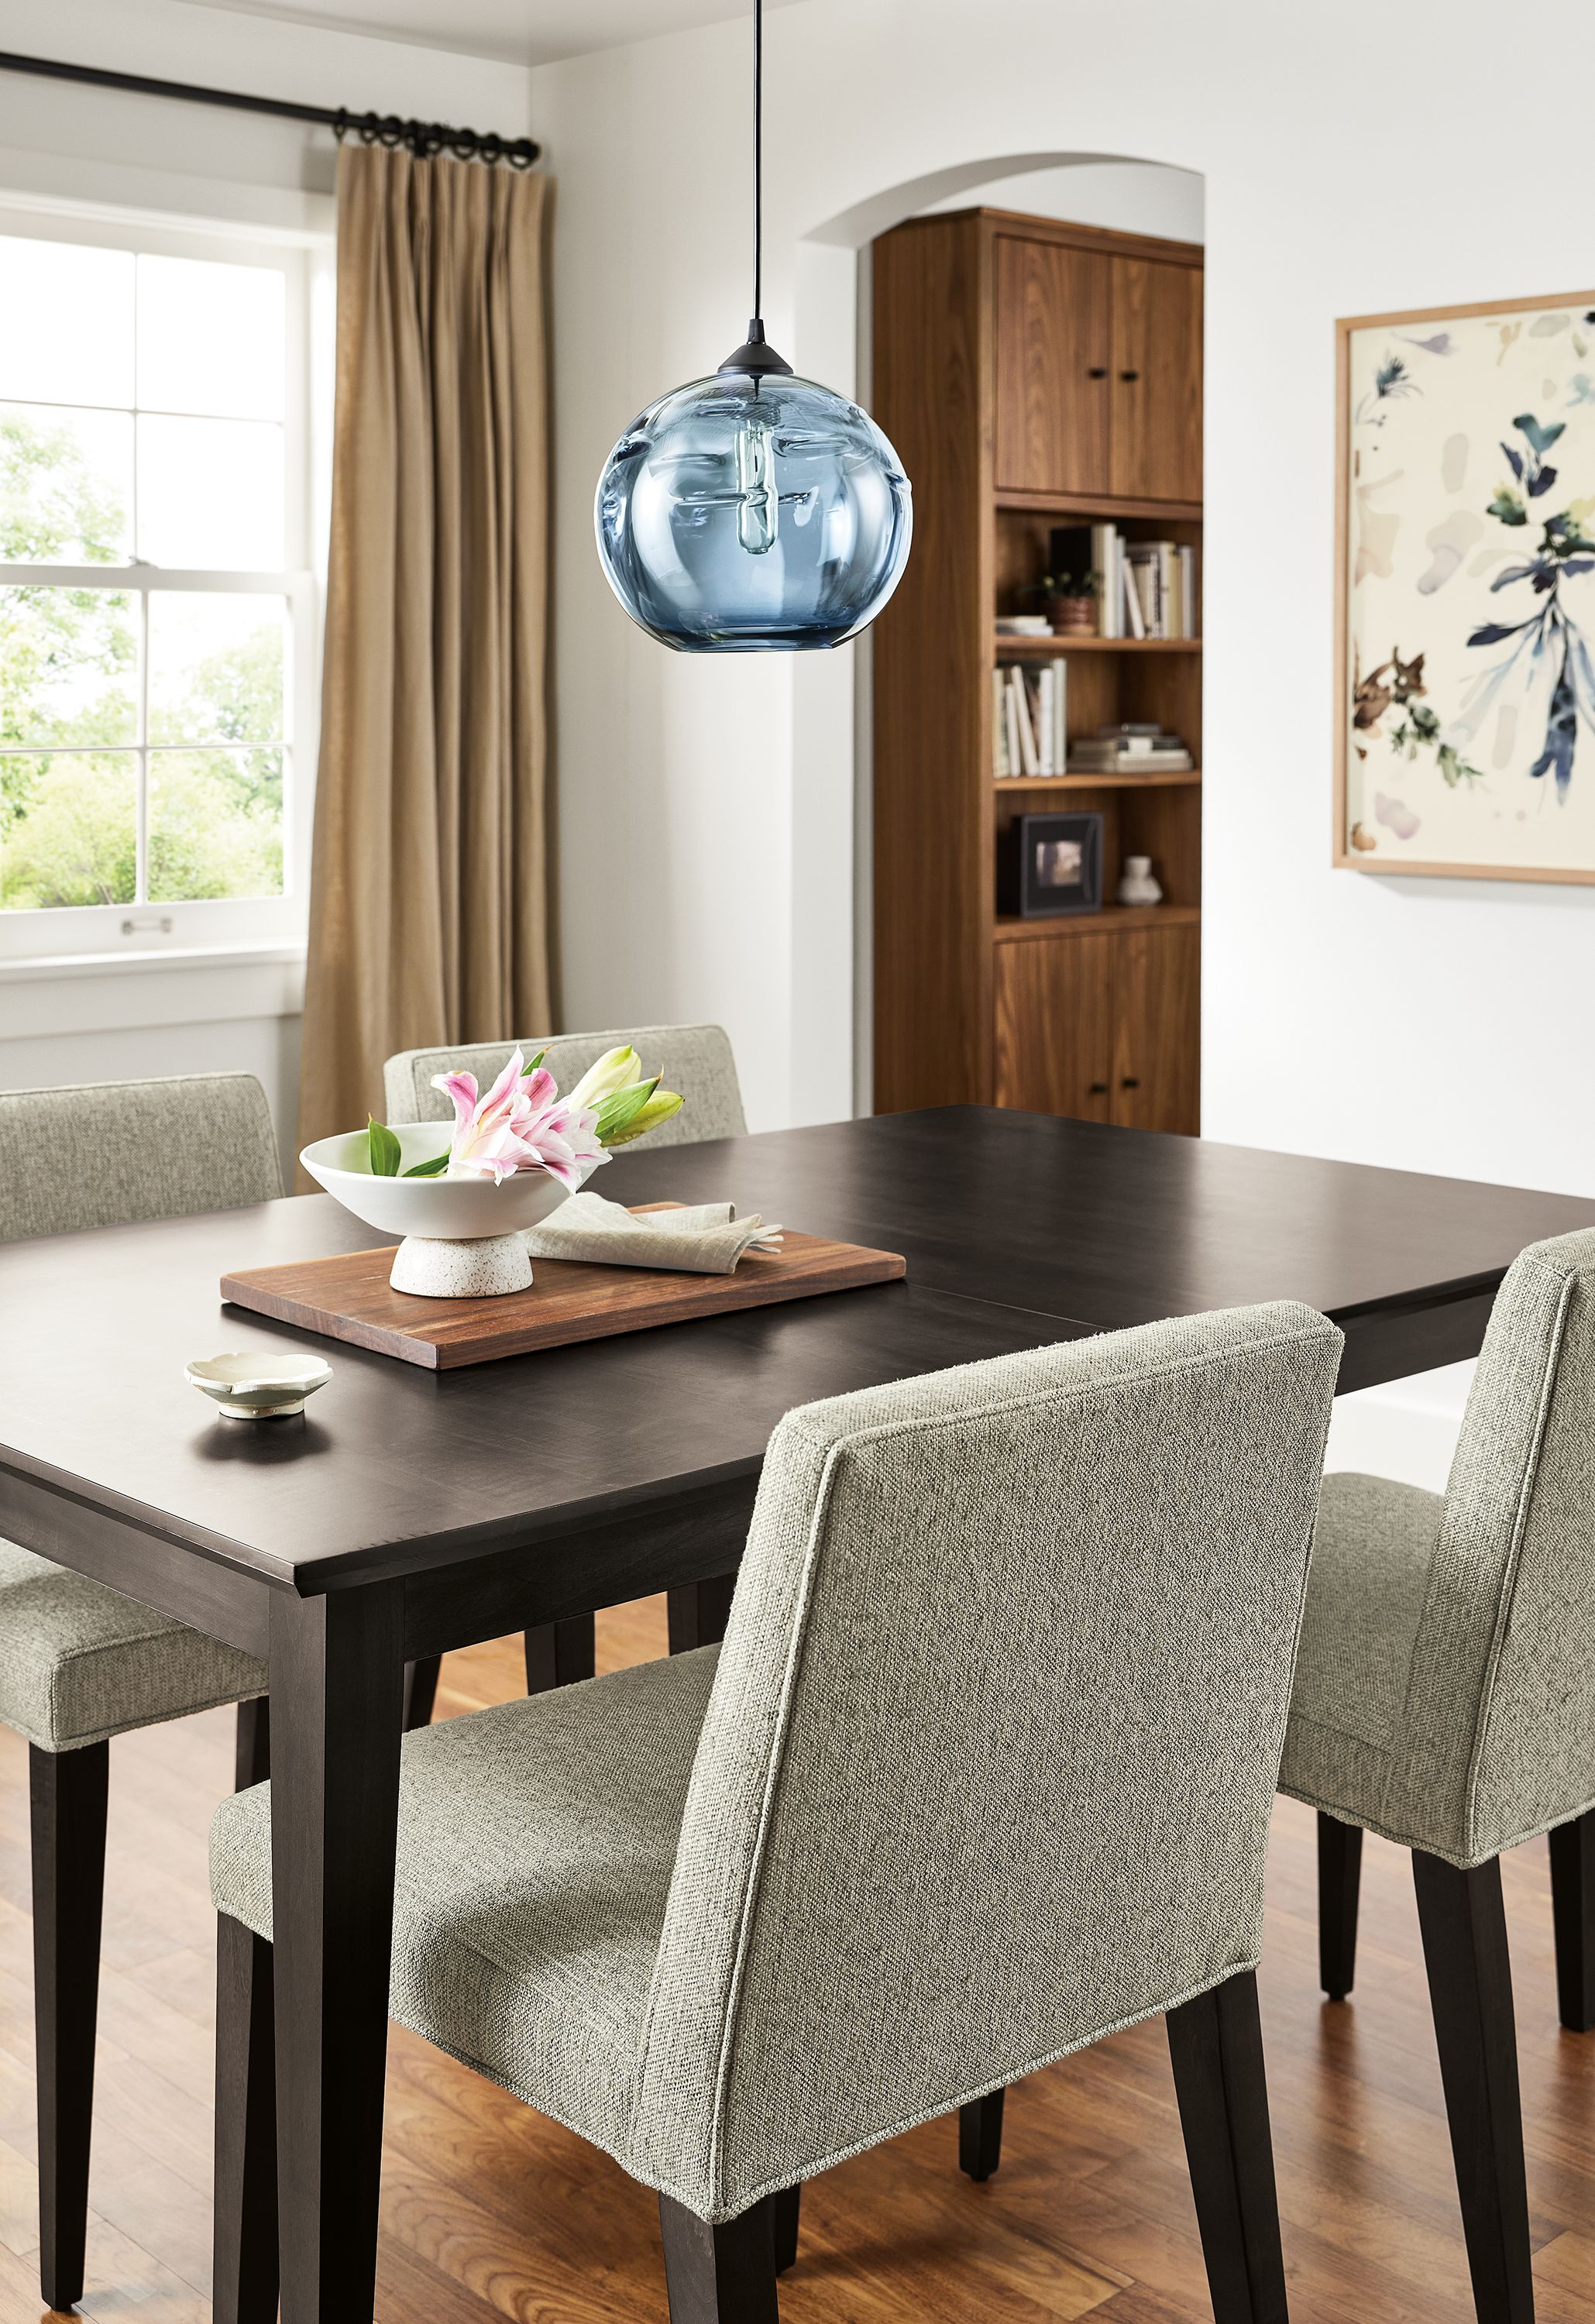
[268,1584,405,2324]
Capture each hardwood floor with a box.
[0,1604,1591,2322]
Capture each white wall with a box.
[0,0,535,1157]
[531,0,1595,1191]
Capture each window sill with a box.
[0,942,307,1040]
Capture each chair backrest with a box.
[632,1301,1343,2219]
[381,1023,746,1150]
[0,1074,282,1242]
[1378,1228,1595,1862]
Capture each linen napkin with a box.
[521,1194,783,1275]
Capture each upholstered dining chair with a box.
[387,1023,748,1724]
[211,1300,1342,2324]
[1280,1226,1595,2324]
[0,1073,278,2312]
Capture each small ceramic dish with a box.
[185,1352,332,1420]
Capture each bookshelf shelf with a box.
[994,768,1201,792]
[994,487,1204,523]
[995,634,1201,655]
[993,904,1202,944]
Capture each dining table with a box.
[4,1102,1594,2324]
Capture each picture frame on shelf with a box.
[1335,287,1595,885]
[999,811,1104,919]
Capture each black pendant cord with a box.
[752,0,764,328]
[0,49,538,168]
[717,0,792,378]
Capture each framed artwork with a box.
[1335,288,1595,882]
[997,811,1102,917]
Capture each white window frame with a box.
[0,198,331,967]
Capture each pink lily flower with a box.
[432,1049,607,1189]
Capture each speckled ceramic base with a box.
[388,1232,533,1299]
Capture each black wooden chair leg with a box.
[213,1915,280,2324]
[1411,1850,1533,2324]
[31,1739,109,2315]
[659,2191,779,2322]
[1318,1810,1363,2002]
[524,1616,597,1693]
[667,1576,738,1656]
[1165,1969,1287,2324]
[771,2183,800,2274]
[959,2088,1005,2180]
[1548,1809,1595,2032]
[234,1697,270,1789]
[402,1655,442,1729]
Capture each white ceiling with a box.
[179,0,799,68]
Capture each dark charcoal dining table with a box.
[3,1104,1593,2323]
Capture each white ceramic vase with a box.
[1116,854,1163,907]
[299,1126,601,1298]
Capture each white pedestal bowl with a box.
[299,1127,597,1297]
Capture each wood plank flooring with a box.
[0,1600,1589,2322]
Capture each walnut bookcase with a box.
[871,207,1203,1131]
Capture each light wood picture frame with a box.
[1334,288,1595,884]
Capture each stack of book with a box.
[1049,526,1197,640]
[994,614,1053,638]
[1067,722,1194,776]
[993,659,1067,778]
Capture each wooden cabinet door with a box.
[993,236,1112,497]
[993,935,1115,1121]
[1109,257,1202,503]
[1110,921,1200,1133]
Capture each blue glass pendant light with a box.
[594,0,912,652]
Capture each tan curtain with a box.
[297,143,553,1166]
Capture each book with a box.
[993,660,1070,778]
[1011,664,1039,775]
[1120,555,1146,638]
[995,614,1052,635]
[1179,544,1196,638]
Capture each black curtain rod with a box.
[0,49,539,168]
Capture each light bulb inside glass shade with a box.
[595,370,912,651]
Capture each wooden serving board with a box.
[220,1205,906,1370]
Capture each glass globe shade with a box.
[595,369,913,651]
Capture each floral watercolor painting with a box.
[1339,292,1595,880]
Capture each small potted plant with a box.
[1015,571,1099,636]
[1046,571,1100,635]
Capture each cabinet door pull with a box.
[1086,366,1109,379]
[1119,368,1140,382]
[1088,1081,1109,1095]
[1120,1076,1140,1090]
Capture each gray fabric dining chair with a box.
[211,1300,1342,2324]
[0,1073,276,2312]
[387,1023,749,1728]
[1280,1226,1595,2324]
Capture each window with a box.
[0,208,325,961]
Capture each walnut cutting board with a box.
[220,1205,906,1370]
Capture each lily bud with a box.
[565,1046,641,1112]
[601,1088,685,1147]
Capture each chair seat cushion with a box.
[210,1646,721,2172]
[0,1539,266,1752]
[1278,1472,1445,1848]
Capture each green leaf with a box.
[401,1150,450,1177]
[603,1088,685,1147]
[367,1116,402,1176]
[520,1047,547,1077]
[595,1076,658,1145]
